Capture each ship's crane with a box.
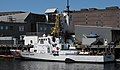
[50,13,74,43]
[50,14,63,37]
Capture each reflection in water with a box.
[0,60,119,70]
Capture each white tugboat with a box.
[20,13,115,63]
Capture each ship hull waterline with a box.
[21,52,115,63]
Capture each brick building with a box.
[68,6,120,32]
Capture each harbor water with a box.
[0,60,120,70]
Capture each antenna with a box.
[66,0,70,27]
[66,0,70,16]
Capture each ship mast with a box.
[66,0,70,26]
[66,0,70,17]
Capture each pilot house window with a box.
[19,26,24,31]
[34,50,37,52]
[40,39,44,44]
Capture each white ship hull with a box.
[20,35,115,63]
[21,52,115,63]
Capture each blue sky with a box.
[0,0,120,14]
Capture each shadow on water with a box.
[0,60,120,70]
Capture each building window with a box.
[19,26,24,31]
[117,21,119,23]
[117,17,119,19]
[40,27,42,31]
[10,26,13,30]
[117,25,119,27]
[5,26,8,30]
[96,21,99,26]
[44,27,46,31]
[0,26,3,30]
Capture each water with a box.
[0,60,120,70]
